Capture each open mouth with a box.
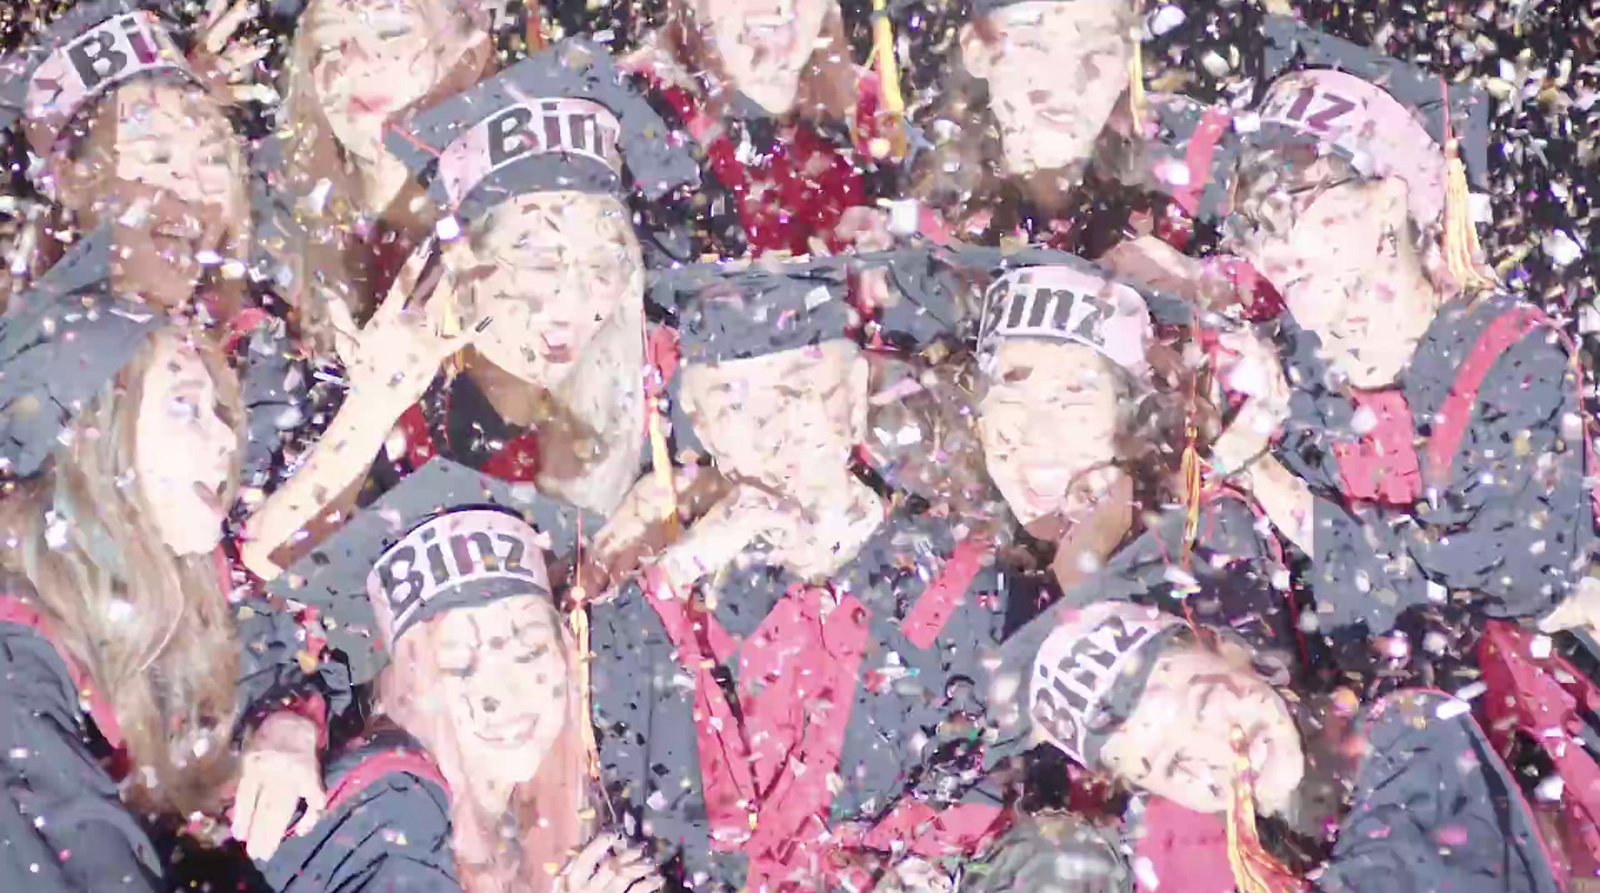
[475,714,540,744]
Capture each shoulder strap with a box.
[1423,306,1548,485]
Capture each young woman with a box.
[0,236,357,891]
[260,456,662,893]
[0,0,256,315]
[995,600,1565,893]
[1201,22,1593,645]
[263,0,494,355]
[239,40,699,579]
[621,0,898,262]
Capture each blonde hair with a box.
[458,192,647,516]
[0,327,245,819]
[381,596,594,893]
[271,0,493,354]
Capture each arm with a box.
[0,623,162,893]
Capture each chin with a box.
[1001,142,1093,181]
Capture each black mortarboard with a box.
[1242,17,1490,224]
[383,37,699,225]
[651,256,859,367]
[267,456,604,685]
[0,226,163,477]
[0,0,208,157]
[876,245,1195,374]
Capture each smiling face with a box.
[1229,155,1440,388]
[305,0,447,161]
[133,332,239,556]
[979,340,1123,526]
[1099,643,1304,816]
[426,596,570,783]
[696,0,834,114]
[682,339,867,495]
[962,0,1134,178]
[449,192,644,388]
[62,81,246,306]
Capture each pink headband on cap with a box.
[978,265,1153,379]
[435,96,623,209]
[1258,69,1446,224]
[24,11,197,156]
[1028,602,1184,766]
[365,510,552,650]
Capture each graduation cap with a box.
[0,225,165,478]
[0,0,208,159]
[383,38,699,226]
[1021,601,1184,769]
[1244,17,1491,227]
[874,245,1189,381]
[651,255,860,367]
[267,456,605,685]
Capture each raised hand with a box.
[551,834,666,893]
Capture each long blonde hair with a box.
[269,0,494,355]
[383,597,595,893]
[0,328,245,819]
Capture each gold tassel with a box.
[569,592,600,781]
[1180,426,1201,563]
[1128,0,1147,129]
[1439,81,1496,292]
[648,408,679,536]
[870,0,908,160]
[1224,730,1302,893]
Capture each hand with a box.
[833,207,895,314]
[1099,235,1236,309]
[1215,327,1291,422]
[232,711,325,862]
[327,243,472,407]
[195,0,273,98]
[652,486,792,595]
[552,834,665,893]
[1538,575,1600,634]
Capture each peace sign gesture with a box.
[328,239,475,403]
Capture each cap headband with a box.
[1256,68,1447,224]
[978,265,1152,378]
[436,96,623,210]
[1028,602,1184,767]
[23,10,198,155]
[366,509,551,649]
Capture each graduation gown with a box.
[261,725,459,893]
[589,503,1012,892]
[1272,292,1595,635]
[628,64,891,263]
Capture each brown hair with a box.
[271,0,494,354]
[0,326,246,819]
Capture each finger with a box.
[289,792,325,839]
[200,0,230,32]
[624,870,666,893]
[375,241,437,325]
[229,771,262,843]
[568,834,619,882]
[607,860,655,893]
[219,41,271,76]
[205,0,258,54]
[245,789,297,861]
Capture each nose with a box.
[1027,89,1052,105]
[481,696,499,714]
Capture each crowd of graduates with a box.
[0,1,1597,892]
